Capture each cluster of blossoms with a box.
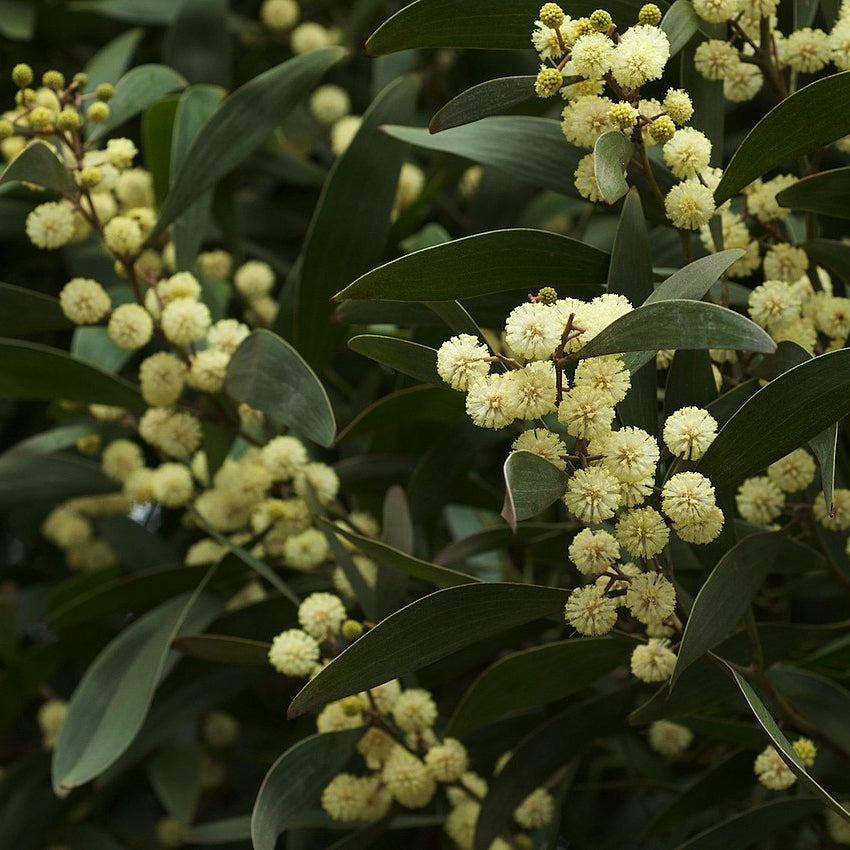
[436,290,728,683]
[753,738,816,790]
[530,4,719,231]
[268,593,554,848]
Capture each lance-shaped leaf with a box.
[383,118,583,197]
[172,634,271,666]
[0,339,143,410]
[714,71,850,205]
[698,348,850,489]
[661,0,701,56]
[0,282,70,336]
[429,76,537,132]
[347,336,440,385]
[575,300,776,360]
[251,729,363,850]
[501,451,567,532]
[672,532,784,686]
[334,229,609,302]
[149,47,344,241]
[776,166,850,219]
[148,746,201,825]
[225,329,336,447]
[594,131,632,203]
[365,0,669,54]
[88,64,186,141]
[288,583,569,717]
[804,238,850,284]
[645,249,744,304]
[83,27,144,90]
[449,636,634,736]
[0,140,74,194]
[727,666,850,824]
[52,593,221,794]
[187,817,252,844]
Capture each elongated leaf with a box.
[325,521,478,588]
[384,118,583,197]
[475,687,634,850]
[288,583,569,716]
[366,0,668,54]
[89,64,186,141]
[225,329,335,447]
[251,729,363,850]
[0,424,95,466]
[163,0,231,87]
[435,522,567,566]
[0,282,69,336]
[148,746,200,824]
[500,451,567,532]
[449,636,633,736]
[727,667,850,823]
[661,0,700,55]
[594,131,632,203]
[698,348,850,488]
[0,339,143,410]
[72,325,133,373]
[171,634,271,666]
[645,250,744,304]
[714,72,850,205]
[676,797,823,850]
[0,0,35,39]
[187,816,251,844]
[71,0,182,23]
[335,229,609,302]
[575,300,776,360]
[776,166,850,219]
[0,454,114,505]
[804,238,850,284]
[150,48,344,241]
[346,335,440,384]
[672,532,783,686]
[429,76,536,132]
[83,27,144,90]
[810,422,838,516]
[52,593,221,794]
[0,140,74,194]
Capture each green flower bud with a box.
[15,88,35,106]
[574,17,594,36]
[11,63,33,88]
[56,108,83,131]
[341,619,363,641]
[0,119,14,140]
[638,3,662,26]
[95,83,115,101]
[608,102,638,130]
[42,70,65,90]
[535,66,563,98]
[73,72,89,87]
[539,2,565,28]
[651,114,676,143]
[662,88,694,125]
[589,9,613,32]
[537,286,558,305]
[87,101,110,123]
[29,106,54,133]
[78,166,103,188]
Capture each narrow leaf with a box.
[346,336,440,385]
[593,131,632,203]
[52,594,220,793]
[0,282,70,336]
[661,0,701,56]
[383,118,583,197]
[186,816,251,844]
[225,329,336,447]
[575,300,776,360]
[673,532,783,685]
[500,451,567,532]
[171,634,271,666]
[83,27,144,90]
[645,250,744,304]
[148,746,201,824]
[429,76,536,132]
[714,72,850,206]
[334,229,609,302]
[0,141,74,194]
[288,583,569,717]
[776,166,850,219]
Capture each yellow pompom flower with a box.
[59,277,111,324]
[564,466,622,524]
[108,303,154,350]
[625,571,676,625]
[268,628,320,676]
[630,639,677,682]
[564,584,619,635]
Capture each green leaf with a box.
[645,250,744,304]
[346,336,440,384]
[150,48,345,241]
[775,166,850,219]
[809,423,838,517]
[225,329,336,447]
[170,85,225,270]
[334,229,609,302]
[383,118,583,197]
[324,520,478,588]
[0,141,74,194]
[186,817,252,844]
[88,64,187,142]
[52,593,221,794]
[141,97,179,207]
[664,349,717,415]
[251,729,363,850]
[727,666,850,823]
[575,300,776,360]
[163,0,231,87]
[429,76,536,132]
[714,72,850,206]
[675,798,823,850]
[0,454,114,505]
[672,532,784,686]
[500,451,567,532]
[70,0,183,23]
[365,0,668,54]
[83,27,144,90]
[288,583,569,717]
[284,75,420,370]
[0,339,143,410]
[71,325,133,373]
[593,131,632,203]
[337,385,464,443]
[0,0,35,39]
[434,522,567,566]
[804,238,850,284]
[698,348,850,489]
[449,636,634,736]
[661,0,701,56]
[171,634,271,666]
[148,745,201,824]
[0,283,70,336]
